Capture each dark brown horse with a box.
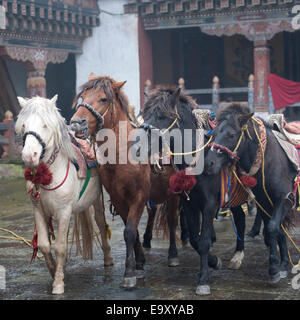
[70,74,180,287]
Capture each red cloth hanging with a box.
[268,74,300,110]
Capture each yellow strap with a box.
[161,117,178,135]
[166,135,213,156]
[251,119,274,207]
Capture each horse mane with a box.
[15,96,76,162]
[216,103,251,122]
[142,85,198,120]
[74,75,130,117]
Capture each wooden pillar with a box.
[2,111,17,158]
[138,16,153,110]
[26,68,46,97]
[253,39,270,115]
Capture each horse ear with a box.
[88,72,98,81]
[172,87,181,107]
[51,94,58,104]
[238,112,254,127]
[113,81,127,92]
[17,97,27,108]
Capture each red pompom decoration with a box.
[240,175,257,188]
[168,169,197,195]
[24,162,53,186]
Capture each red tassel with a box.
[240,175,257,188]
[24,163,53,186]
[168,169,197,195]
[30,230,38,263]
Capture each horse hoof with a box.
[196,285,211,295]
[280,270,288,279]
[136,270,145,279]
[104,257,114,266]
[228,260,241,270]
[181,240,189,248]
[246,231,259,239]
[143,247,151,253]
[215,257,222,270]
[168,257,180,267]
[52,284,64,295]
[122,277,137,288]
[270,272,281,283]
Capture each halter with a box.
[75,101,111,132]
[23,131,46,160]
[208,123,251,164]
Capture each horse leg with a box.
[182,196,220,295]
[93,199,114,266]
[228,206,245,270]
[265,198,286,283]
[167,197,179,267]
[179,206,189,247]
[278,227,289,279]
[247,210,262,238]
[134,230,146,278]
[52,208,72,295]
[122,193,146,288]
[143,205,157,250]
[34,207,56,278]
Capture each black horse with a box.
[139,86,250,295]
[205,103,297,283]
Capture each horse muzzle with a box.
[70,118,89,140]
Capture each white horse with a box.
[15,95,114,295]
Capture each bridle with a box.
[208,118,260,164]
[75,100,111,133]
[23,131,47,160]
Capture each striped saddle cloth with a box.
[272,131,300,172]
[220,168,249,208]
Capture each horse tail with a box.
[71,208,94,260]
[282,192,297,229]
[154,202,170,240]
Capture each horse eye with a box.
[100,98,107,103]
[228,132,234,139]
[43,124,47,129]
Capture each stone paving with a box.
[0,174,300,300]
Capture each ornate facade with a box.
[0,0,99,117]
[124,0,299,114]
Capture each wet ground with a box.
[0,169,300,301]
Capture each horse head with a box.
[70,74,127,139]
[204,103,253,175]
[140,86,198,168]
[15,95,73,168]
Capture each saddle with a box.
[268,114,300,145]
[268,114,300,171]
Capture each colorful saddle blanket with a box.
[220,168,249,208]
[272,131,300,171]
[69,131,98,179]
[268,114,300,145]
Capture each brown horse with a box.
[70,74,180,287]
